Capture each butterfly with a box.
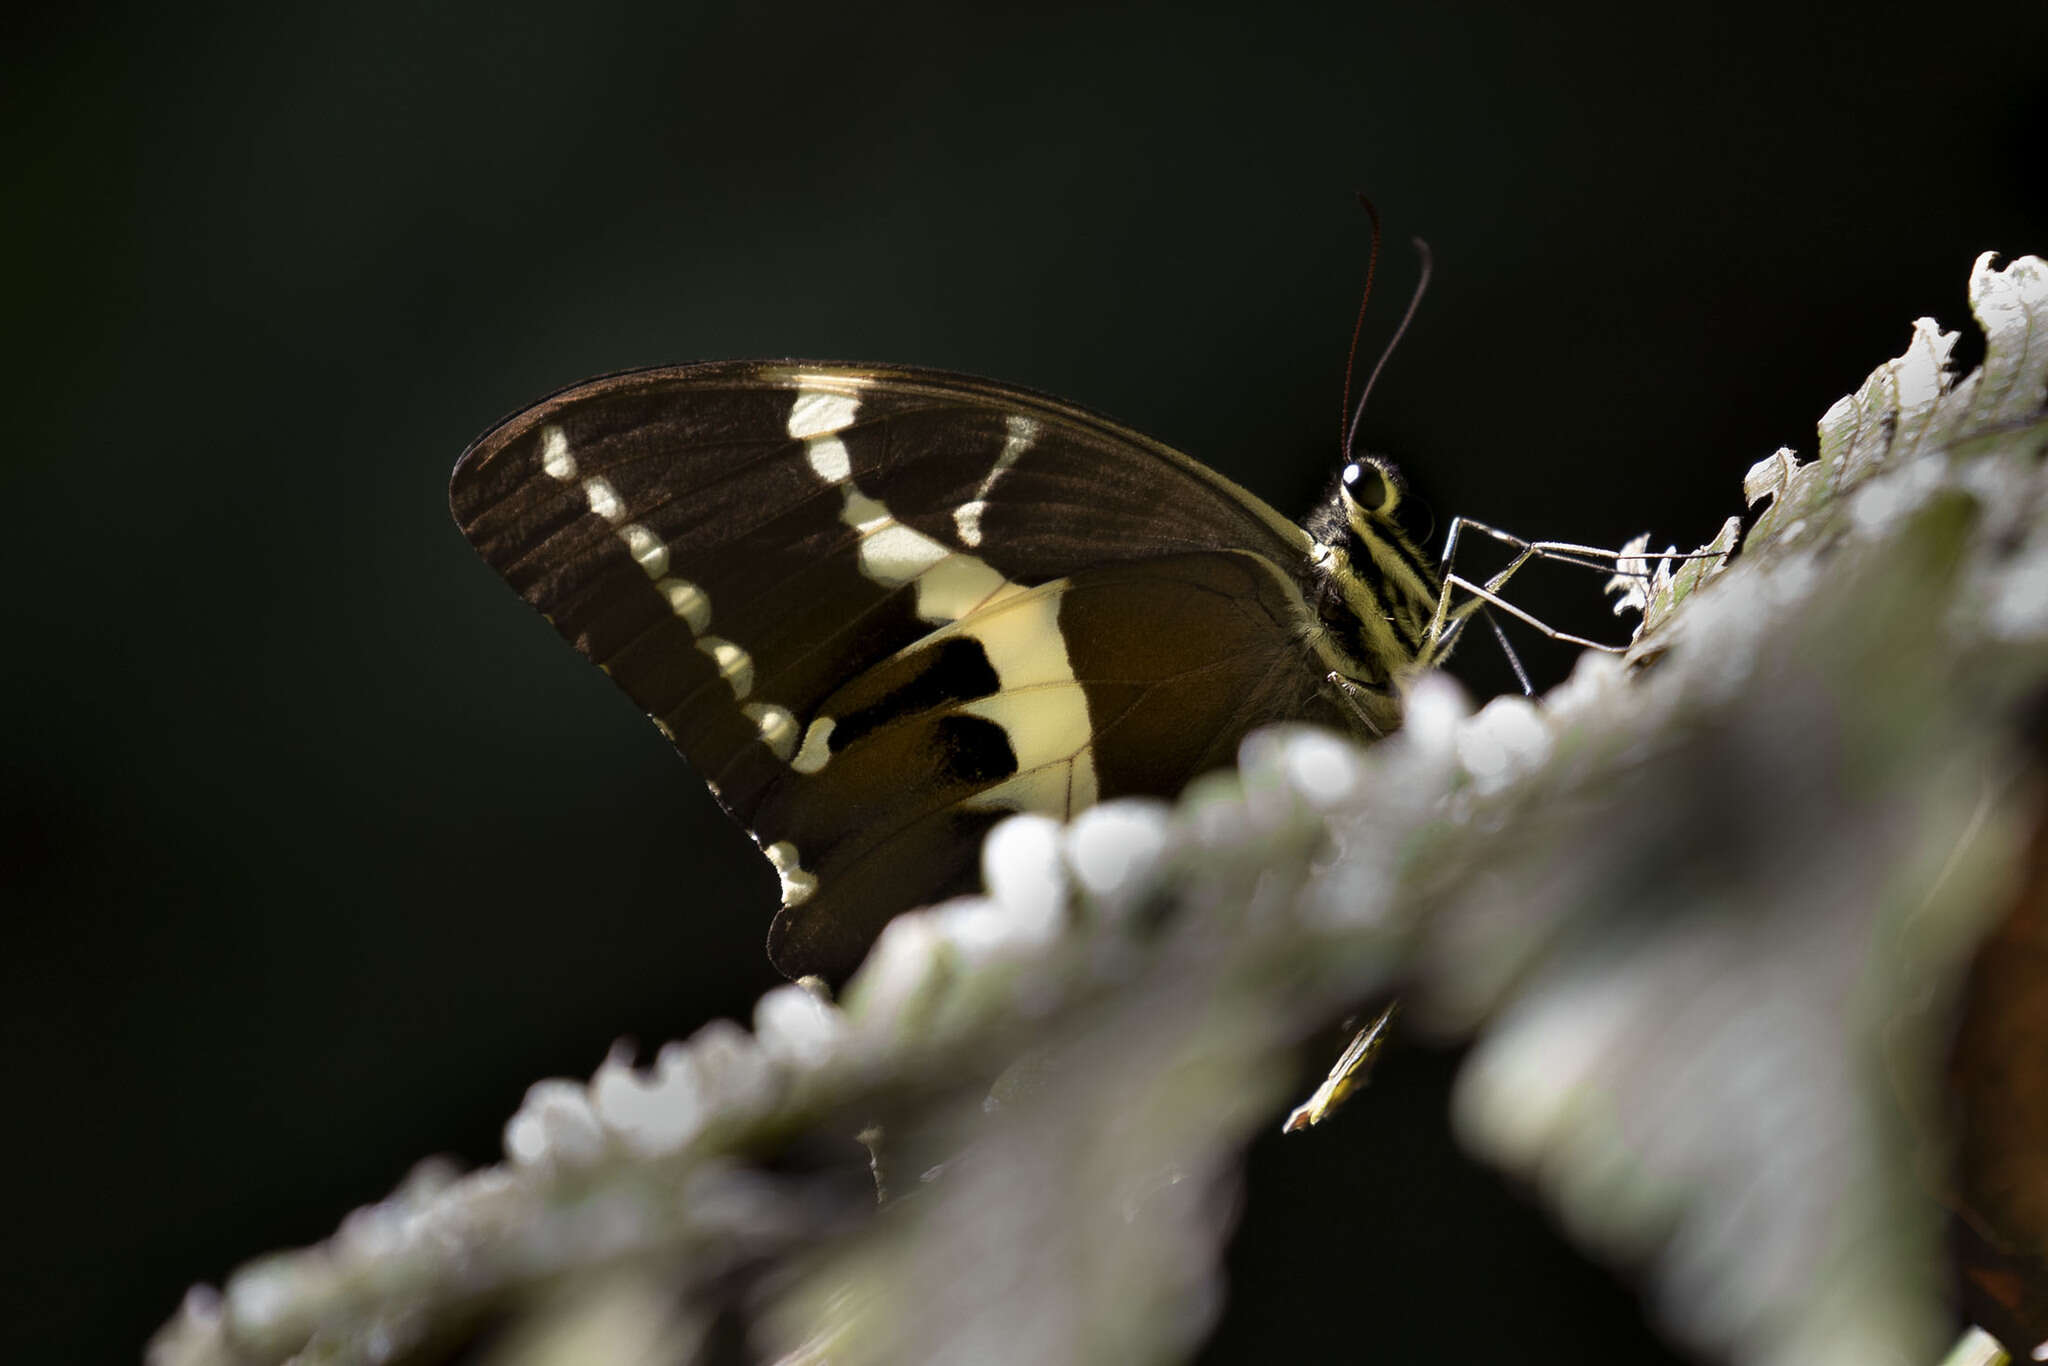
[450,361,1465,983]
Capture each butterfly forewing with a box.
[452,362,1357,980]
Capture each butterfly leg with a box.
[1421,519,1618,672]
[1423,516,1538,658]
[1324,671,1388,739]
[1440,573,1630,652]
[1483,610,1536,695]
[1448,517,1730,582]
[1443,516,1657,576]
[1423,517,1731,667]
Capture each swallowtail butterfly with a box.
[452,362,1461,983]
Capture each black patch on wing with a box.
[934,714,1018,785]
[830,637,1000,752]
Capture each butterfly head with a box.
[1302,455,1446,694]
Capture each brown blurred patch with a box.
[1949,749,2048,1358]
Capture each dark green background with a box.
[7,2,2042,1360]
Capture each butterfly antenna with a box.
[1345,236,1433,460]
[1338,192,1384,459]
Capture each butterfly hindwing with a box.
[451,362,1349,979]
[758,552,1354,977]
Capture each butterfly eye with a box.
[1341,461,1394,516]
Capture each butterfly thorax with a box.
[1299,457,1445,729]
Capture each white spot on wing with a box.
[787,388,863,440]
[842,489,1013,619]
[1003,414,1040,454]
[745,702,798,761]
[952,500,989,546]
[916,555,1016,622]
[792,717,835,773]
[657,577,712,634]
[763,840,818,907]
[619,523,669,578]
[539,424,576,481]
[607,513,764,741]
[952,584,1099,817]
[861,522,950,584]
[953,414,1039,546]
[696,636,754,699]
[842,489,893,537]
[805,435,852,485]
[583,476,624,524]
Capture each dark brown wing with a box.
[450,362,1339,980]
